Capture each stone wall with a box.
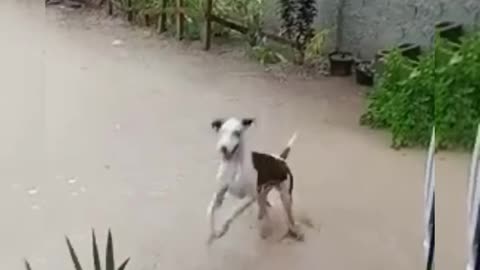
[264,0,480,59]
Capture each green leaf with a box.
[106,230,115,270]
[66,237,84,270]
[117,258,131,270]
[92,230,102,270]
[24,259,32,270]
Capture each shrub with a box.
[360,50,434,148]
[435,32,480,149]
[24,230,130,270]
[361,31,480,150]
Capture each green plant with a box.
[278,0,318,62]
[250,46,287,65]
[305,29,329,61]
[435,32,480,149]
[24,260,32,270]
[67,230,130,270]
[361,30,480,150]
[24,230,130,270]
[360,49,434,148]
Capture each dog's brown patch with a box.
[251,152,293,193]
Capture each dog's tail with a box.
[279,132,298,160]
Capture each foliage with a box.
[24,230,130,270]
[434,32,480,149]
[278,0,318,60]
[110,0,264,41]
[249,39,288,65]
[361,31,480,150]
[360,50,434,148]
[305,29,329,61]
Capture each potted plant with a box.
[354,60,374,86]
[329,51,354,76]
[435,21,464,43]
[328,0,353,76]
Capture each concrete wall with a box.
[265,0,480,59]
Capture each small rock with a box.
[112,39,125,47]
[27,188,39,195]
[67,178,77,184]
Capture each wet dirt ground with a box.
[0,1,471,269]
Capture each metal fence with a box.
[425,128,435,270]
[467,124,480,270]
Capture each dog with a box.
[206,117,303,244]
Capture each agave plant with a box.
[66,229,130,270]
[24,229,130,270]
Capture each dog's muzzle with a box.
[220,145,239,160]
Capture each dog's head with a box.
[211,117,254,161]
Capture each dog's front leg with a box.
[215,197,255,240]
[207,184,228,244]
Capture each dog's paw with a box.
[206,230,220,246]
[285,227,305,242]
[260,225,272,239]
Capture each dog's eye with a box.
[233,131,241,138]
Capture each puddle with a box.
[67,177,77,184]
[27,187,39,195]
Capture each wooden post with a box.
[204,0,213,50]
[176,0,185,40]
[107,0,113,15]
[127,0,133,22]
[157,0,168,33]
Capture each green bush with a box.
[435,32,480,149]
[361,50,434,148]
[361,31,480,150]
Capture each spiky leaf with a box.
[24,259,32,270]
[92,230,102,270]
[66,237,84,270]
[117,258,130,270]
[105,230,115,270]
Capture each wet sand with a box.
[0,2,470,269]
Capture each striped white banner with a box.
[424,128,435,270]
[467,124,480,270]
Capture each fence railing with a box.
[105,0,294,49]
[425,128,435,270]
[467,124,480,270]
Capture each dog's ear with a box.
[242,118,255,128]
[211,119,224,131]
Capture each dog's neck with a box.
[219,138,253,179]
[226,140,247,166]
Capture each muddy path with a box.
[0,1,469,269]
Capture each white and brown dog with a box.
[207,117,302,244]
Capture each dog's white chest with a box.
[217,162,256,199]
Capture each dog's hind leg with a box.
[278,181,304,241]
[257,185,273,220]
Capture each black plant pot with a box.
[375,49,390,62]
[329,51,354,76]
[435,21,464,44]
[374,49,390,76]
[397,43,421,60]
[355,60,374,86]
